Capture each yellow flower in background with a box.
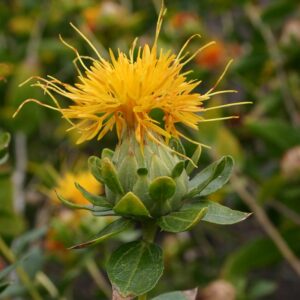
[44,170,108,254]
[14,6,249,147]
[52,171,103,206]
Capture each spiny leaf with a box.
[69,218,132,249]
[186,200,251,225]
[187,156,234,198]
[56,192,115,216]
[186,145,202,175]
[75,182,112,208]
[158,206,207,232]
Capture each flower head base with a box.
[14,6,249,148]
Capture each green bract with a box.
[58,133,250,238]
[57,133,250,297]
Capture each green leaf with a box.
[75,182,112,208]
[186,145,202,175]
[149,176,176,201]
[152,289,197,300]
[187,156,234,198]
[222,228,300,281]
[0,265,17,282]
[12,227,47,256]
[0,282,10,294]
[113,192,151,218]
[158,205,207,232]
[262,0,296,26]
[248,280,276,300]
[69,218,132,249]
[186,200,250,225]
[56,191,94,211]
[101,157,124,195]
[246,119,300,154]
[171,161,185,178]
[0,251,32,281]
[107,241,164,297]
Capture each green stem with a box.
[36,271,66,300]
[0,236,43,300]
[141,220,157,243]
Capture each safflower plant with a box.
[14,5,251,300]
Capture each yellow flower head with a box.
[14,6,249,146]
[52,171,103,205]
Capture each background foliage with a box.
[1,0,300,299]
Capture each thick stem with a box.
[141,220,157,243]
[138,221,158,300]
[138,294,147,300]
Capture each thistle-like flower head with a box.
[14,6,248,147]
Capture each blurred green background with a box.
[1,0,300,299]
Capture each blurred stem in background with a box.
[85,258,111,299]
[12,132,27,214]
[268,200,300,227]
[231,173,300,277]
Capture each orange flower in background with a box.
[196,41,242,70]
[196,42,226,69]
[83,1,126,31]
[44,229,68,254]
[83,4,101,31]
[170,12,199,29]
